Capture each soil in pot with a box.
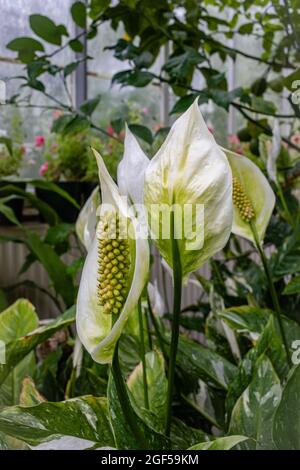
[35,181,82,224]
[0,181,26,225]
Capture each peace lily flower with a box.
[143,99,233,277]
[117,124,149,205]
[223,148,275,243]
[76,150,150,364]
[75,186,100,251]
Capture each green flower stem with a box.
[147,293,168,358]
[165,210,183,437]
[112,341,148,449]
[138,299,150,409]
[250,220,292,368]
[276,182,294,228]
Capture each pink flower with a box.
[154,124,162,132]
[291,134,300,146]
[28,159,36,165]
[35,135,45,148]
[228,134,240,146]
[208,127,214,134]
[53,110,63,120]
[142,107,149,115]
[39,162,49,177]
[106,125,115,137]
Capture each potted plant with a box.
[36,131,123,223]
[0,138,26,225]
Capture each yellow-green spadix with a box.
[144,98,233,277]
[76,149,149,364]
[223,148,275,243]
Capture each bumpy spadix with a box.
[144,99,233,277]
[223,148,275,243]
[76,150,149,364]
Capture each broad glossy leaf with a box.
[226,315,300,417]
[171,418,210,450]
[189,435,250,450]
[221,306,271,341]
[0,396,114,447]
[283,275,300,295]
[108,371,167,450]
[273,364,300,450]
[0,299,38,343]
[127,350,167,432]
[0,299,38,406]
[175,334,237,391]
[229,355,281,450]
[25,231,75,307]
[0,306,75,387]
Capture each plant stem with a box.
[112,341,148,449]
[165,210,182,437]
[250,220,292,368]
[138,299,150,409]
[147,293,168,357]
[276,182,294,228]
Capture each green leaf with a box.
[112,69,154,88]
[44,223,74,246]
[189,435,250,450]
[29,15,67,46]
[0,201,20,225]
[283,68,300,91]
[170,418,210,450]
[251,97,276,114]
[221,306,271,341]
[128,124,153,145]
[127,351,167,432]
[170,94,200,114]
[80,95,101,116]
[71,1,87,28]
[229,355,281,450]
[61,115,90,136]
[69,39,84,53]
[108,370,167,450]
[209,87,243,111]
[283,275,300,295]
[226,315,300,417]
[90,0,110,19]
[238,22,253,34]
[0,306,75,387]
[251,77,267,96]
[0,396,114,448]
[31,180,80,208]
[163,49,205,80]
[51,114,75,133]
[6,37,44,63]
[0,137,13,156]
[0,299,38,343]
[0,184,59,226]
[0,299,38,406]
[175,334,237,391]
[273,364,300,450]
[24,231,75,307]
